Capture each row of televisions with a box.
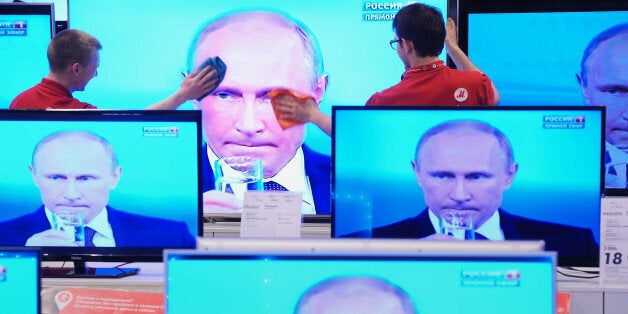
[2,1,627,113]
[0,106,609,275]
[2,239,557,313]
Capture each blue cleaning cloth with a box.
[196,56,227,101]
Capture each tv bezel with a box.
[0,110,203,268]
[331,105,605,268]
[0,2,55,38]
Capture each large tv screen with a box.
[332,106,604,267]
[166,246,556,314]
[67,0,449,154]
[0,110,202,277]
[0,3,54,107]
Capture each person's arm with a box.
[274,95,332,137]
[444,17,500,105]
[145,66,219,110]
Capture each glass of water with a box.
[439,210,475,240]
[52,210,85,246]
[214,156,264,209]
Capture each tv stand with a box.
[42,261,140,278]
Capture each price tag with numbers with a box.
[600,196,628,285]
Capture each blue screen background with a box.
[333,108,603,244]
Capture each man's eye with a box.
[467,174,489,180]
[215,92,237,100]
[259,93,271,102]
[49,175,63,180]
[432,173,453,180]
[603,87,628,95]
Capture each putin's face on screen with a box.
[413,127,517,228]
[191,11,327,178]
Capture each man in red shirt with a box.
[10,29,217,110]
[272,3,499,137]
[366,3,499,106]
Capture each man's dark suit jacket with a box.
[348,208,599,266]
[201,144,331,214]
[0,206,196,247]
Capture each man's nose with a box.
[62,181,81,199]
[234,96,265,134]
[449,179,471,201]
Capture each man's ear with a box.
[312,74,328,104]
[401,38,414,54]
[71,63,81,76]
[28,164,39,188]
[576,72,591,105]
[412,160,424,187]
[503,162,519,190]
[109,166,123,190]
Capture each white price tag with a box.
[240,191,303,238]
[600,196,628,285]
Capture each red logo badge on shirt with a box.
[454,88,469,102]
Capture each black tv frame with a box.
[0,110,203,278]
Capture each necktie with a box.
[84,227,96,247]
[264,181,288,191]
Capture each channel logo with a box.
[0,20,28,36]
[362,1,417,21]
[142,126,179,138]
[543,115,586,129]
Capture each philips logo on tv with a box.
[543,115,586,129]
[0,20,28,36]
[142,126,179,137]
[362,1,416,21]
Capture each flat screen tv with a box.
[0,248,40,313]
[332,106,604,267]
[457,0,628,193]
[0,0,69,32]
[0,110,202,278]
[0,3,54,108]
[165,241,556,314]
[67,0,451,155]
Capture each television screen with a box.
[165,243,556,314]
[0,110,202,277]
[0,248,40,313]
[332,106,604,267]
[0,3,54,107]
[66,0,450,155]
[457,0,628,192]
